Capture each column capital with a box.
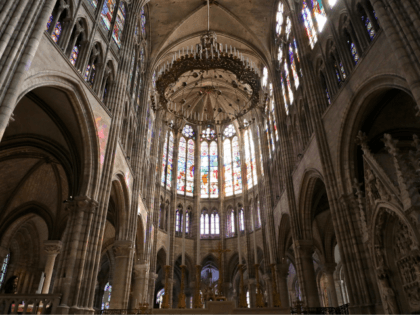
[64,196,98,213]
[322,263,337,274]
[44,240,62,255]
[294,240,314,257]
[113,240,133,257]
[149,272,158,280]
[133,264,149,279]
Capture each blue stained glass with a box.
[87,0,98,9]
[177,137,187,194]
[46,15,53,30]
[340,62,346,80]
[161,132,168,186]
[51,21,62,43]
[302,1,318,49]
[102,283,112,310]
[141,7,146,37]
[224,139,233,197]
[349,41,359,64]
[326,89,331,104]
[101,0,116,31]
[166,132,174,189]
[70,46,79,66]
[311,0,327,31]
[186,139,194,196]
[0,254,9,287]
[362,15,376,40]
[232,136,242,193]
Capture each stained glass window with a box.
[70,46,79,66]
[161,131,168,186]
[294,39,301,62]
[285,62,294,105]
[186,140,195,196]
[270,98,278,141]
[101,0,116,31]
[205,213,209,234]
[200,213,205,235]
[86,64,96,86]
[276,2,284,35]
[176,209,180,232]
[201,126,217,141]
[166,132,174,190]
[340,62,347,80]
[262,67,268,88]
[209,142,218,198]
[224,139,233,197]
[177,137,187,194]
[278,44,283,62]
[289,43,299,88]
[329,0,337,8]
[156,289,165,308]
[183,125,195,138]
[302,1,318,49]
[180,212,183,232]
[201,142,209,198]
[265,121,271,159]
[87,0,98,9]
[231,210,235,233]
[46,15,53,31]
[281,75,289,114]
[232,136,242,194]
[214,213,220,234]
[240,209,245,231]
[112,2,126,48]
[102,282,112,310]
[211,213,215,235]
[244,130,257,189]
[141,7,146,37]
[0,253,9,288]
[257,129,264,176]
[311,0,327,31]
[348,41,359,64]
[285,17,292,40]
[52,21,62,43]
[185,211,189,233]
[362,15,376,40]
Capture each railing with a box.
[0,294,61,314]
[291,304,349,314]
[101,309,151,315]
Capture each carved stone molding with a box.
[133,264,149,278]
[64,196,98,214]
[44,240,62,256]
[113,240,133,257]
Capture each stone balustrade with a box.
[0,294,61,314]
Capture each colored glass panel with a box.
[231,211,235,233]
[257,200,261,228]
[209,141,218,198]
[201,126,217,141]
[166,132,174,189]
[362,15,376,40]
[205,214,209,234]
[182,125,195,138]
[102,283,112,310]
[294,39,301,62]
[262,67,268,88]
[0,254,9,287]
[289,43,299,88]
[211,213,215,234]
[201,142,209,198]
[87,0,98,9]
[141,7,146,37]
[232,136,242,193]
[215,213,220,234]
[311,0,327,31]
[52,21,62,43]
[161,132,168,186]
[177,137,187,194]
[176,210,180,232]
[240,209,245,231]
[349,41,359,64]
[224,139,233,197]
[70,46,79,66]
[46,15,53,30]
[244,130,252,189]
[285,17,292,40]
[285,62,294,105]
[112,2,126,48]
[186,212,189,233]
[278,44,283,62]
[340,62,347,80]
[200,214,205,235]
[257,129,264,176]
[101,0,116,31]
[302,1,318,49]
[276,2,284,35]
[186,139,195,196]
[223,124,236,138]
[265,122,271,159]
[281,75,288,115]
[271,98,278,141]
[249,131,257,185]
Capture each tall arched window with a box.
[185,209,190,234]
[284,61,294,105]
[281,74,289,114]
[302,0,318,49]
[160,131,174,189]
[0,253,9,289]
[269,85,279,141]
[201,126,218,198]
[175,208,181,232]
[161,131,169,186]
[358,4,376,40]
[239,208,245,231]
[256,129,264,177]
[244,129,257,189]
[289,43,299,88]
[141,7,146,38]
[256,200,261,228]
[276,2,284,36]
[177,125,195,196]
[85,44,101,87]
[223,125,242,196]
[311,0,327,32]
[231,209,235,234]
[112,1,126,48]
[102,282,112,310]
[262,67,268,88]
[101,0,116,31]
[201,210,219,237]
[265,121,272,159]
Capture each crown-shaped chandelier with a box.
[151,1,265,126]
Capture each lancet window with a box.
[161,131,174,189]
[177,125,195,196]
[102,282,112,310]
[223,125,242,197]
[0,253,9,288]
[239,208,245,231]
[112,1,126,48]
[244,129,257,189]
[200,126,218,198]
[201,210,220,238]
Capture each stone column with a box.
[148,273,158,306]
[277,263,289,308]
[323,264,338,307]
[295,241,320,307]
[248,279,256,308]
[42,240,62,294]
[263,274,273,307]
[131,264,149,308]
[110,240,133,309]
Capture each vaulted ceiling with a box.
[148,0,277,69]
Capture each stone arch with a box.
[298,169,325,240]
[110,175,131,240]
[17,73,101,198]
[278,213,291,261]
[336,75,412,194]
